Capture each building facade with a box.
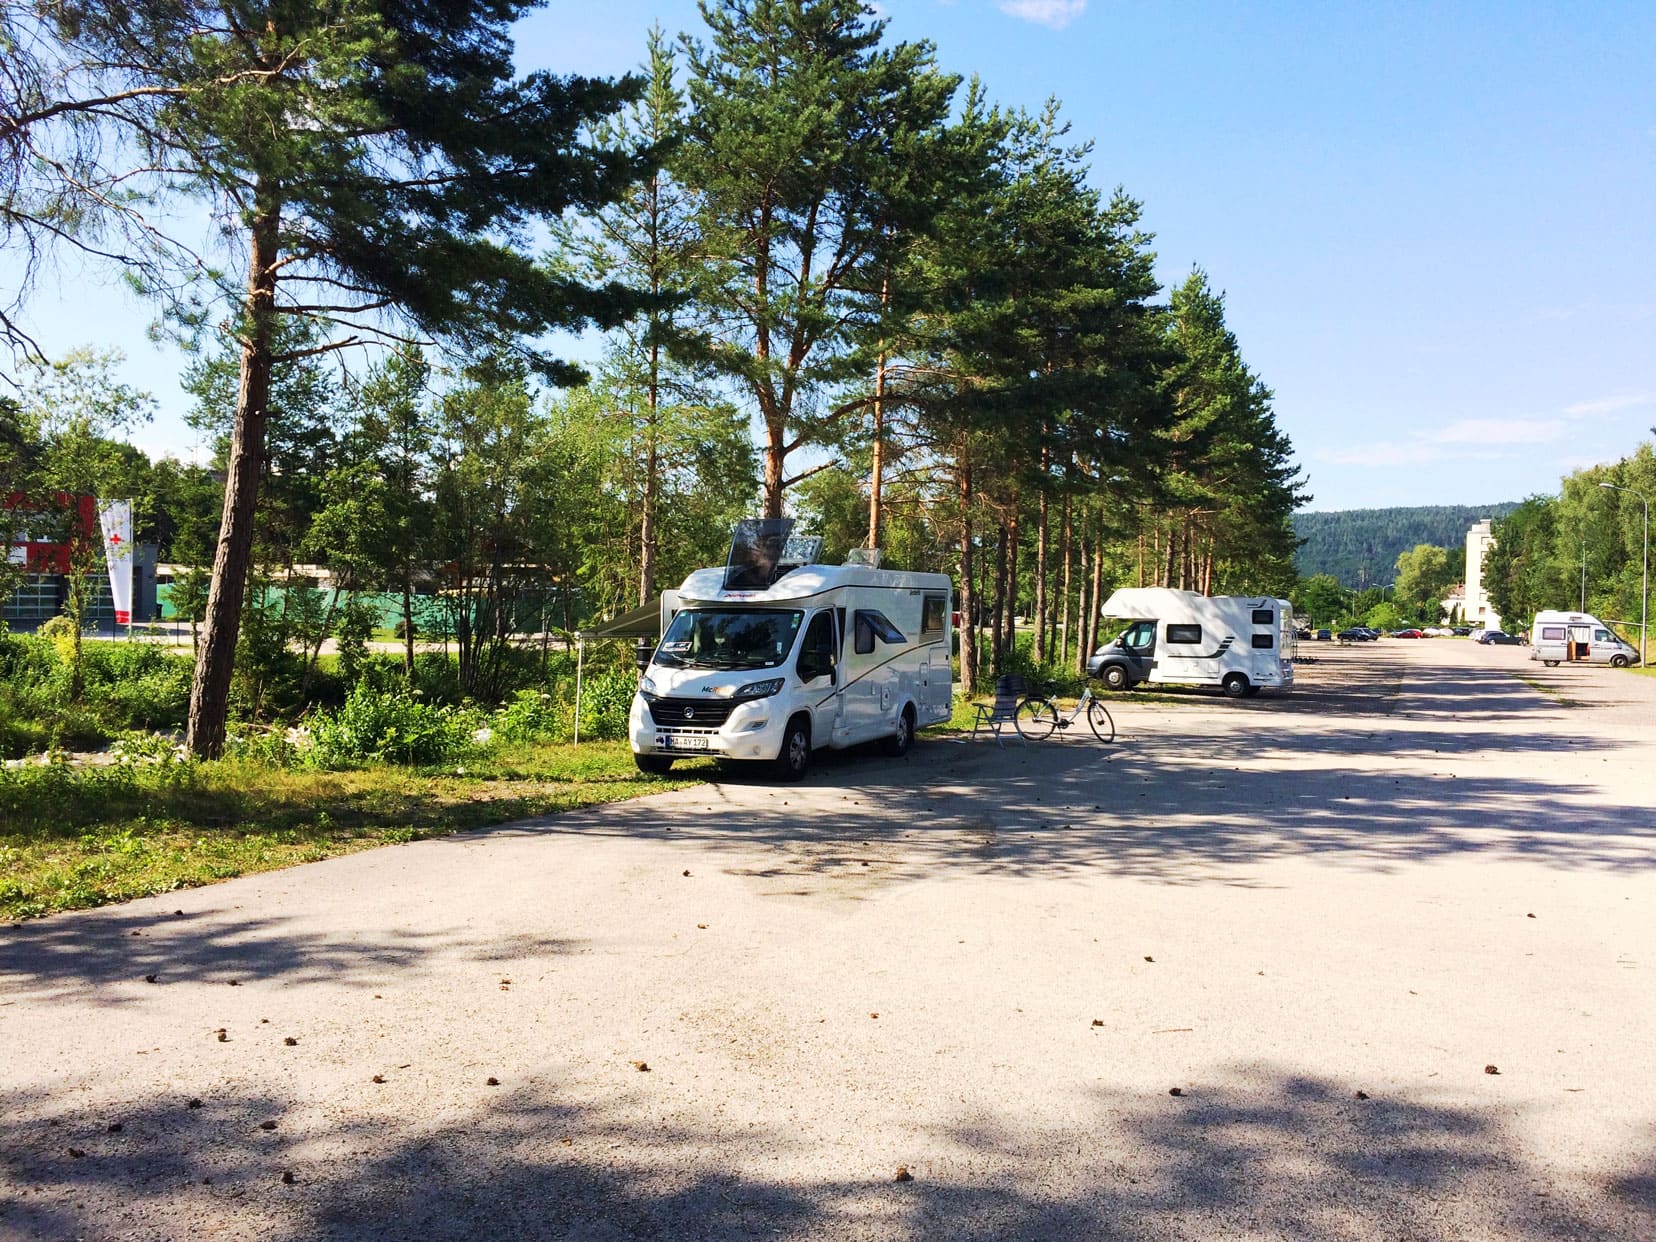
[1464,518,1502,632]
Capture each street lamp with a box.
[1599,482,1650,667]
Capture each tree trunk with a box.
[956,453,976,698]
[1089,523,1105,652]
[639,340,660,605]
[1058,493,1072,667]
[1034,463,1049,664]
[1074,530,1092,677]
[990,517,1006,677]
[866,274,890,549]
[1003,486,1020,668]
[401,580,415,676]
[186,195,280,759]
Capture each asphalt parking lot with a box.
[2,640,1653,1240]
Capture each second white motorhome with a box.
[630,521,953,780]
[1086,588,1296,697]
[1529,610,1639,667]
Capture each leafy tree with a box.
[680,0,957,516]
[15,0,651,755]
[1393,543,1456,620]
[1485,497,1565,627]
[1294,573,1349,628]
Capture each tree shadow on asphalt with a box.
[528,719,1654,892]
[0,907,584,1000]
[2,1067,1649,1240]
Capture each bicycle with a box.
[1013,680,1115,743]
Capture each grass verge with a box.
[0,741,713,922]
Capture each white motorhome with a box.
[1087,588,1296,697]
[630,522,953,779]
[1529,610,1639,667]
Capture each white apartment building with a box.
[1465,519,1502,632]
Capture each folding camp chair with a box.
[971,674,1028,746]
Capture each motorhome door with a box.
[1249,605,1281,682]
[1567,622,1592,662]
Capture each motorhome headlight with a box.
[733,677,785,700]
[639,675,658,695]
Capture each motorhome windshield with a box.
[654,608,804,670]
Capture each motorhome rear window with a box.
[1540,625,1566,641]
[853,610,905,654]
[921,594,947,635]
[1166,624,1202,644]
[1251,608,1274,625]
[1251,634,1275,649]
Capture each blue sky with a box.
[7,0,1655,511]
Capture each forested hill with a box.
[1292,503,1520,587]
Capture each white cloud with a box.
[1563,393,1655,419]
[1428,418,1562,446]
[1319,442,1446,468]
[998,0,1085,29]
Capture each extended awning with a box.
[572,601,662,746]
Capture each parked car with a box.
[1452,626,1472,637]
[1335,627,1373,642]
[1316,628,1332,641]
[1391,628,1424,638]
[1478,630,1523,646]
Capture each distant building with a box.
[3,493,158,631]
[1464,519,1501,631]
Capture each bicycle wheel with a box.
[1014,697,1059,741]
[1085,698,1115,744]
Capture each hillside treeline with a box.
[2,0,1304,753]
[1292,504,1518,588]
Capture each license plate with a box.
[657,735,709,751]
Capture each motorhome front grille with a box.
[645,697,738,728]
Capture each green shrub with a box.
[36,614,77,641]
[577,668,637,741]
[494,689,563,742]
[310,681,482,767]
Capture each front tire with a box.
[1544,660,1560,667]
[1085,699,1115,743]
[774,716,811,781]
[1102,664,1129,691]
[1221,673,1250,699]
[634,753,674,775]
[884,705,915,757]
[1013,697,1058,740]
[1611,654,1630,668]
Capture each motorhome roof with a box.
[1100,587,1285,622]
[676,563,950,605]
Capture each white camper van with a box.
[1529,610,1639,667]
[1086,588,1296,697]
[630,521,953,780]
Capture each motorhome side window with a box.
[1595,629,1612,643]
[1540,625,1566,642]
[1251,634,1275,649]
[798,611,837,679]
[1165,624,1202,644]
[921,595,947,635]
[1122,621,1155,650]
[853,610,905,655]
[1251,608,1274,625]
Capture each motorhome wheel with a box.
[1102,664,1128,691]
[634,754,674,775]
[885,706,915,757]
[776,716,812,781]
[1221,673,1250,698]
[1611,654,1630,668]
